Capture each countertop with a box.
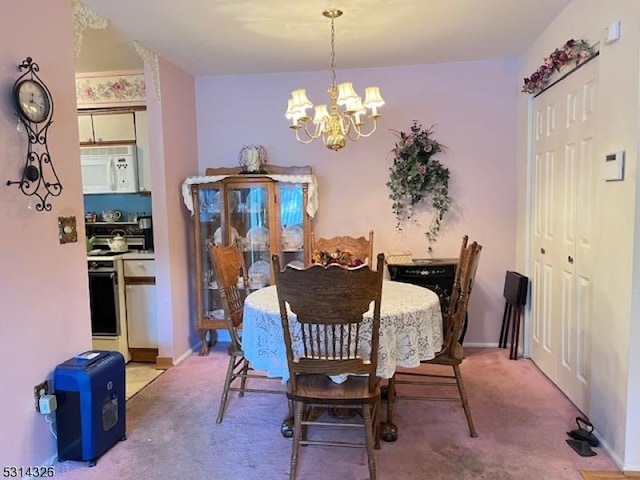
[87,249,155,261]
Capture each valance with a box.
[181,174,319,218]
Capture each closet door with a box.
[530,58,598,415]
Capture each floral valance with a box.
[522,39,595,95]
[76,72,146,108]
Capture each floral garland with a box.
[311,249,364,267]
[386,122,451,254]
[522,39,594,94]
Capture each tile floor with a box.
[125,362,164,400]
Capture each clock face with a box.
[15,79,50,123]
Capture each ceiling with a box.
[77,0,571,76]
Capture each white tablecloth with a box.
[241,280,443,382]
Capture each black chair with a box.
[498,271,528,360]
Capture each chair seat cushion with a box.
[287,374,380,404]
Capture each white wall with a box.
[195,59,519,346]
[517,0,640,470]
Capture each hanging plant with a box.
[386,121,451,254]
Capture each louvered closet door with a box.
[530,57,598,415]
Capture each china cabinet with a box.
[188,165,315,355]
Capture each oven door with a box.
[88,270,120,336]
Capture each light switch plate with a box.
[605,20,621,45]
[58,216,78,244]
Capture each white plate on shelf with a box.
[246,225,269,248]
[286,260,305,269]
[213,226,240,246]
[282,225,304,250]
[208,309,225,319]
[249,260,271,285]
[206,191,240,214]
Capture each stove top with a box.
[88,250,123,257]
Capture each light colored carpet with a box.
[52,347,619,479]
[125,362,164,400]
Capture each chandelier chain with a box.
[330,16,336,88]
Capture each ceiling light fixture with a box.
[285,9,384,151]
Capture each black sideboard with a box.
[387,257,467,342]
[387,258,458,314]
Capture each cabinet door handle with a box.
[568,255,574,264]
[540,248,546,255]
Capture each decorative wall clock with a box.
[6,57,62,211]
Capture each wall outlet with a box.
[33,380,50,413]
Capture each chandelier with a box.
[285,9,384,151]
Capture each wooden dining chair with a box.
[311,230,374,265]
[271,252,385,480]
[209,244,283,424]
[387,237,482,437]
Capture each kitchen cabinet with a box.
[189,165,314,355]
[78,111,136,144]
[134,110,152,193]
[124,258,157,362]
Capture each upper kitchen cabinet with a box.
[134,110,151,193]
[78,111,136,145]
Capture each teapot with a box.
[102,210,122,222]
[107,229,128,252]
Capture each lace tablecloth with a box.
[241,280,443,382]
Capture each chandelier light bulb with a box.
[285,9,383,151]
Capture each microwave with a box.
[81,145,138,194]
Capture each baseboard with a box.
[155,343,208,369]
[463,342,500,348]
[130,347,158,363]
[155,356,174,369]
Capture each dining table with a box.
[241,279,444,441]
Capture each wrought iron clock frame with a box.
[6,57,62,212]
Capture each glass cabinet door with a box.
[278,183,306,268]
[228,185,272,289]
[195,184,224,324]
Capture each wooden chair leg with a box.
[453,364,477,437]
[289,401,303,480]
[362,404,378,480]
[216,354,236,424]
[373,396,381,450]
[239,358,249,396]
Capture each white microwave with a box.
[81,145,138,194]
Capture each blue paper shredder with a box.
[54,350,126,466]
